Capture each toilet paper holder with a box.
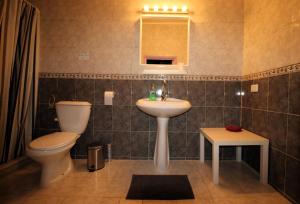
[104,91,114,105]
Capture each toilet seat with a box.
[29,132,78,151]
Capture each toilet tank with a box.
[55,101,91,134]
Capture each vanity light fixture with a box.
[144,5,150,12]
[163,5,168,12]
[142,4,188,14]
[172,5,178,12]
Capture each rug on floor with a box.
[126,175,195,200]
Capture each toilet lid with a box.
[29,132,78,150]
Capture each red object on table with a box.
[225,125,242,132]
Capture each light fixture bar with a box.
[142,4,189,14]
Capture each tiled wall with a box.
[29,0,244,76]
[36,78,241,160]
[241,71,300,203]
[243,0,300,75]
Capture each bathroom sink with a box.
[136,98,191,117]
[136,97,191,172]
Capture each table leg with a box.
[260,144,269,184]
[212,144,219,184]
[236,146,242,162]
[200,133,205,163]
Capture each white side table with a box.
[200,128,269,184]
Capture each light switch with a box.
[78,52,90,60]
[251,84,259,92]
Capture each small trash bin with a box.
[87,145,105,172]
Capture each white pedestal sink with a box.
[136,98,191,171]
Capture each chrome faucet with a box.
[161,79,168,101]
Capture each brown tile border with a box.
[39,72,242,81]
[243,63,300,81]
[39,63,300,81]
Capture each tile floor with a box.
[0,160,291,204]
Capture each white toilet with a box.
[27,101,91,186]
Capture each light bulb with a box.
[163,5,168,12]
[154,5,159,12]
[144,5,149,12]
[182,5,187,12]
[172,5,178,12]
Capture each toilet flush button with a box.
[251,84,259,92]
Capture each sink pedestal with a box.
[154,117,169,171]
[136,97,191,171]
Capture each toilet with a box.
[27,101,91,186]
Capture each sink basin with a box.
[136,98,191,117]
[136,97,191,171]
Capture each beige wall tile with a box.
[30,0,244,75]
[243,0,300,75]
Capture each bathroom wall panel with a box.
[285,157,300,203]
[75,79,94,103]
[268,75,289,113]
[36,78,241,161]
[205,107,224,127]
[205,81,225,106]
[94,79,112,105]
[112,80,132,106]
[241,80,252,108]
[112,131,131,159]
[241,108,252,131]
[149,131,156,159]
[186,133,200,158]
[269,148,286,192]
[243,0,300,75]
[241,71,300,203]
[225,81,241,107]
[224,107,241,126]
[251,78,268,109]
[168,81,188,100]
[130,131,149,159]
[131,106,149,131]
[112,106,131,131]
[57,79,76,101]
[149,116,157,132]
[131,80,151,106]
[38,104,59,130]
[169,132,187,158]
[30,0,244,76]
[289,72,300,115]
[94,131,113,145]
[38,78,57,103]
[187,107,206,132]
[187,81,206,106]
[94,105,112,131]
[168,113,187,133]
[267,112,287,152]
[252,110,268,137]
[287,115,300,160]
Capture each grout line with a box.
[241,107,300,117]
[271,145,300,162]
[266,76,269,112]
[284,72,291,193]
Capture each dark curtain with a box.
[0,0,40,164]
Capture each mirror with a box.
[140,15,190,66]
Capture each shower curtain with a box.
[0,0,40,164]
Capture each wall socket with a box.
[251,84,259,92]
[78,52,90,60]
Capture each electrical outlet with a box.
[251,84,259,92]
[78,52,90,60]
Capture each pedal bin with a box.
[87,145,105,171]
